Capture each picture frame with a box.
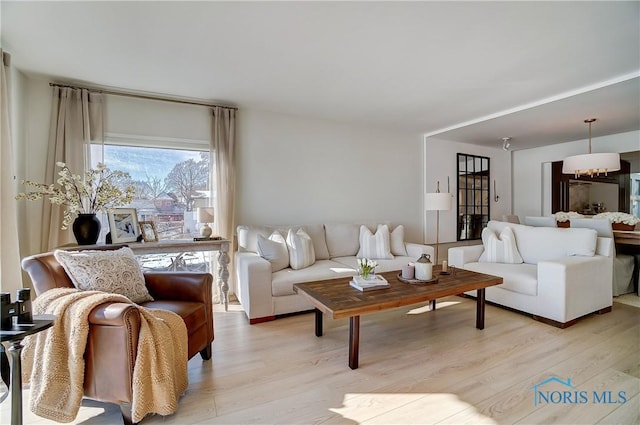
[107,208,140,243]
[140,220,158,242]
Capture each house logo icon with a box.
[530,377,580,407]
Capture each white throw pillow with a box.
[357,224,394,260]
[390,225,407,256]
[286,228,316,270]
[478,226,523,264]
[257,231,290,272]
[54,247,153,303]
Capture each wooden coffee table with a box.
[293,268,502,369]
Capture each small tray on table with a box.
[397,273,439,285]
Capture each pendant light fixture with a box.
[562,118,620,178]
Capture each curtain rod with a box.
[49,82,238,110]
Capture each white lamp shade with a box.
[197,207,214,223]
[425,193,452,211]
[562,153,620,175]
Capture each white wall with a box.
[512,130,640,217]
[16,77,427,258]
[424,137,511,244]
[236,109,425,242]
[105,94,209,143]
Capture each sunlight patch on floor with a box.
[614,293,640,308]
[213,301,244,313]
[407,300,461,315]
[330,392,496,424]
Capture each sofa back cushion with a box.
[298,224,330,260]
[237,225,272,253]
[325,223,360,258]
[237,224,330,260]
[487,221,597,264]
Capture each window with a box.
[91,139,212,242]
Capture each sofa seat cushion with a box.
[272,260,356,296]
[463,262,538,296]
[331,256,413,274]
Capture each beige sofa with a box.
[448,220,614,327]
[235,223,434,324]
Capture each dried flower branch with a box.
[16,162,135,229]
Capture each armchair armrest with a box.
[144,272,213,304]
[85,302,142,402]
[405,242,435,259]
[88,302,140,327]
[448,244,484,267]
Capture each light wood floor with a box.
[2,297,639,425]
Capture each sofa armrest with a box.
[448,244,484,267]
[235,252,274,322]
[405,243,435,259]
[536,255,613,323]
[144,272,213,304]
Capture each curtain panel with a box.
[0,49,22,294]
[42,87,103,250]
[210,106,236,301]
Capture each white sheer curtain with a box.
[210,106,236,301]
[42,87,103,250]
[0,50,22,294]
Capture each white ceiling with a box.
[2,1,639,150]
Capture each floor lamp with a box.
[425,182,452,267]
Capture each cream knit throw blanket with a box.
[21,288,188,423]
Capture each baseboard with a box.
[249,316,276,325]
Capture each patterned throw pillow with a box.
[257,231,290,272]
[478,226,524,264]
[54,247,153,303]
[286,228,316,270]
[357,224,394,260]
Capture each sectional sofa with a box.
[448,220,614,327]
[235,223,434,324]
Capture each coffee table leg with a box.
[476,288,485,330]
[430,299,436,310]
[315,308,323,337]
[349,316,360,369]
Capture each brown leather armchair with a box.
[21,251,214,425]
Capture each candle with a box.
[402,264,415,279]
[442,260,448,273]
